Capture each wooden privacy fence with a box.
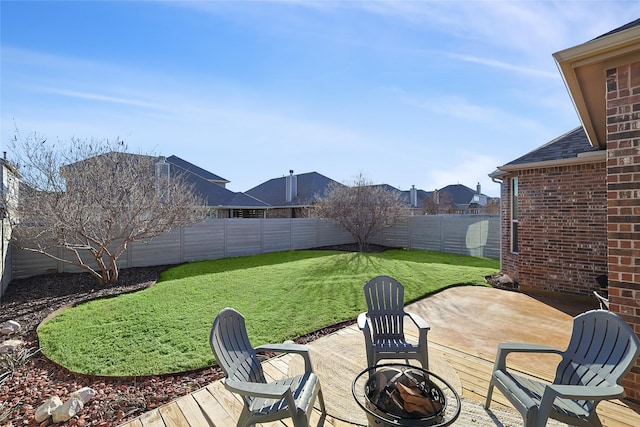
[9,215,499,280]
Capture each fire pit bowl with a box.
[352,364,461,427]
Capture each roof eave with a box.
[553,26,640,149]
[496,149,605,173]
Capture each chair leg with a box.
[365,346,375,369]
[485,376,495,409]
[421,347,429,371]
[317,386,327,414]
[236,407,253,427]
[291,410,309,427]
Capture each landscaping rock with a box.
[52,397,84,423]
[70,387,96,404]
[35,396,63,422]
[485,273,518,291]
[1,319,21,335]
[499,273,513,284]
[0,338,25,353]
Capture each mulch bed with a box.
[0,265,227,426]
[0,245,376,426]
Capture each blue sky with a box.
[2,1,640,197]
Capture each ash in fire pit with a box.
[365,367,446,425]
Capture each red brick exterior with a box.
[605,61,640,401]
[500,163,608,295]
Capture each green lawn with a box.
[37,249,499,376]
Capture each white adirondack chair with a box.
[210,308,326,427]
[358,275,430,370]
[485,309,640,427]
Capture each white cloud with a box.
[36,87,166,110]
[444,53,558,79]
[394,89,541,133]
[427,152,503,197]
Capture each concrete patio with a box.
[118,286,640,426]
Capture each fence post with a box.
[440,216,445,253]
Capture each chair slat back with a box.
[556,310,640,389]
[363,276,405,341]
[210,308,267,385]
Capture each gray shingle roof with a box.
[246,172,342,207]
[166,156,267,208]
[166,155,228,184]
[438,184,479,206]
[504,127,600,166]
[593,18,640,40]
[368,184,433,208]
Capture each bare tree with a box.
[422,190,455,215]
[314,173,405,251]
[8,132,205,285]
[481,198,501,215]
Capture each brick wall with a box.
[606,61,640,401]
[500,163,608,295]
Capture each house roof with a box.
[437,184,484,207]
[594,18,640,40]
[491,127,605,178]
[368,184,433,208]
[166,155,229,185]
[400,188,433,208]
[166,156,267,208]
[553,19,640,148]
[412,189,432,206]
[184,171,268,208]
[505,127,599,165]
[1,157,20,177]
[245,172,342,207]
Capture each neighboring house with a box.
[163,156,268,218]
[491,19,640,400]
[245,170,343,218]
[165,155,229,188]
[431,183,492,214]
[64,152,268,219]
[369,184,431,215]
[246,172,436,218]
[403,185,432,214]
[0,155,19,297]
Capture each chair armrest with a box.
[255,342,313,373]
[405,311,430,331]
[255,342,309,354]
[357,312,369,331]
[225,379,290,399]
[535,383,625,426]
[493,342,563,372]
[546,383,625,401]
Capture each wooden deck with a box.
[118,331,640,427]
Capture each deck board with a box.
[118,332,640,427]
[158,404,190,426]
[174,394,211,427]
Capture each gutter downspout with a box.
[491,176,504,274]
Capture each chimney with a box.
[286,170,297,203]
[476,182,481,194]
[155,156,170,199]
[410,185,418,208]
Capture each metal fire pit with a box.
[352,364,461,427]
